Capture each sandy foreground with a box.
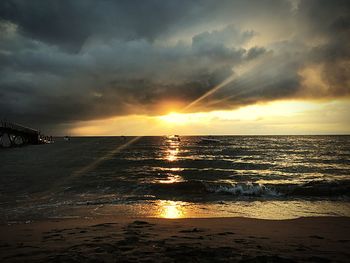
[0,217,349,263]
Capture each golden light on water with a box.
[164,135,181,162]
[166,147,179,162]
[156,200,186,218]
[158,139,184,183]
[158,175,184,184]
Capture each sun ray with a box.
[73,136,142,176]
[63,56,280,182]
[182,73,237,112]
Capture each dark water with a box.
[1,136,350,221]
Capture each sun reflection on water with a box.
[156,200,186,218]
[158,174,184,184]
[156,138,186,218]
[166,147,179,161]
[164,137,180,162]
[160,137,185,183]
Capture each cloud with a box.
[0,0,349,132]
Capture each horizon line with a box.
[55,134,350,137]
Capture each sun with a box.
[158,112,190,124]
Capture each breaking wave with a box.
[205,182,280,197]
[147,180,350,199]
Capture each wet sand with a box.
[0,217,349,262]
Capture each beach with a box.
[1,216,350,262]
[2,0,350,261]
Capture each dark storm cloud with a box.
[296,0,350,97]
[0,0,185,51]
[0,0,292,51]
[0,0,349,132]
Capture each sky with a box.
[0,0,349,135]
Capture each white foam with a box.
[206,182,281,197]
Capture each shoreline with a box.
[1,216,349,262]
[2,199,350,223]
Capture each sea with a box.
[1,136,350,222]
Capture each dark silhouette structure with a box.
[0,120,40,147]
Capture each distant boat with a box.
[63,136,70,141]
[167,135,181,141]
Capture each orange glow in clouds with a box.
[70,99,350,136]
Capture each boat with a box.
[167,135,181,142]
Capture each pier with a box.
[0,120,40,148]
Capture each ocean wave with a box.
[147,180,350,199]
[205,182,280,197]
[281,180,350,197]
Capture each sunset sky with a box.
[0,0,349,135]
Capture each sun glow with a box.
[157,200,185,219]
[158,100,322,124]
[70,99,350,136]
[159,112,191,124]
